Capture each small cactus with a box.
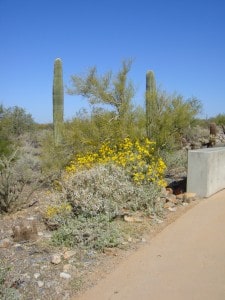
[208,122,217,147]
[145,70,157,139]
[209,122,217,136]
[53,58,64,146]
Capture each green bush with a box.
[51,214,122,250]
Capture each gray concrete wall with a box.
[187,147,225,197]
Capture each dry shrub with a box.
[48,164,161,250]
[60,164,161,218]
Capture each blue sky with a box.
[0,0,225,123]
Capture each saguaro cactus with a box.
[145,70,157,139]
[53,58,64,145]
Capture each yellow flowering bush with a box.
[44,203,72,219]
[66,138,167,187]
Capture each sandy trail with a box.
[74,189,225,300]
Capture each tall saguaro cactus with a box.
[145,70,157,139]
[53,58,64,146]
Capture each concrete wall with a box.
[187,147,225,197]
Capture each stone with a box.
[176,193,184,201]
[165,187,173,194]
[37,281,44,287]
[183,192,197,202]
[164,202,175,209]
[63,264,74,272]
[63,250,76,260]
[124,215,143,223]
[60,272,71,279]
[34,273,41,279]
[166,193,178,204]
[168,207,177,212]
[12,219,38,242]
[155,218,164,224]
[0,238,12,248]
[51,254,62,264]
[103,248,118,256]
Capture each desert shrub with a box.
[48,148,164,250]
[210,113,225,126]
[57,164,162,217]
[0,152,26,213]
[51,214,123,250]
[0,150,45,214]
[0,136,13,158]
[0,106,34,137]
[146,92,202,150]
[40,128,76,173]
[161,149,188,172]
[43,201,73,230]
[66,137,166,187]
[182,125,209,143]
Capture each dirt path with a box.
[74,189,225,300]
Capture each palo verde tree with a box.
[53,58,64,146]
[67,59,135,139]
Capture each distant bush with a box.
[0,106,35,137]
[210,113,225,126]
[0,104,35,158]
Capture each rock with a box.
[63,264,74,272]
[51,254,62,264]
[12,219,38,242]
[164,202,175,209]
[63,250,76,260]
[155,218,164,224]
[37,281,44,287]
[176,193,184,201]
[26,216,35,221]
[0,238,12,248]
[166,193,178,204]
[34,273,41,279]
[183,192,197,203]
[124,215,143,223]
[165,187,173,194]
[103,248,118,256]
[168,207,177,212]
[60,272,71,279]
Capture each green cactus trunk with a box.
[145,70,156,139]
[53,58,64,146]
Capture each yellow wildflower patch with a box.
[66,138,167,187]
